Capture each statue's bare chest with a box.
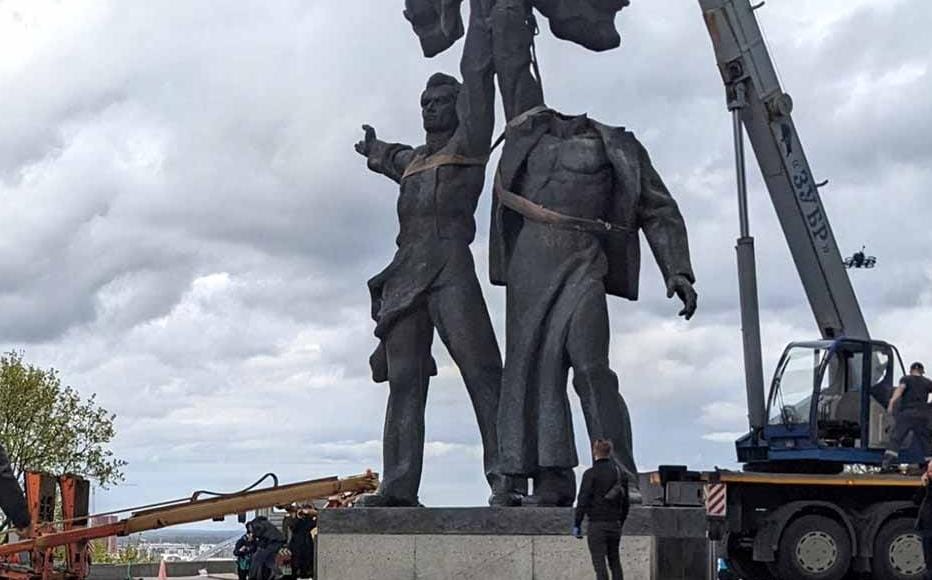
[519,131,613,216]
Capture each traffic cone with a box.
[158,559,168,580]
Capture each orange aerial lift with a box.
[0,471,378,580]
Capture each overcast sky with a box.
[1,0,931,524]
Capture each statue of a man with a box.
[354,3,518,506]
[488,0,698,507]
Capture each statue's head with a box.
[534,0,630,52]
[422,73,461,134]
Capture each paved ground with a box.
[134,575,237,580]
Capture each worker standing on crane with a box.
[884,362,932,469]
[0,443,30,537]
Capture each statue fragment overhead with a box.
[404,0,629,57]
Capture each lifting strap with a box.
[494,172,633,236]
[402,153,489,180]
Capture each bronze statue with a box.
[486,0,697,506]
[354,2,521,507]
[360,0,697,508]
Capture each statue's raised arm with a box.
[490,0,545,121]
[449,0,497,158]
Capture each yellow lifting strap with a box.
[494,172,632,236]
[402,153,489,180]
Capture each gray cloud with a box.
[0,0,930,515]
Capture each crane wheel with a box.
[872,517,925,580]
[776,514,852,580]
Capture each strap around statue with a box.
[402,153,489,180]
[491,105,553,153]
[494,172,633,236]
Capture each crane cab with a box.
[736,339,916,471]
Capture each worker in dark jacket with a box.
[287,508,316,579]
[0,443,31,536]
[573,440,630,580]
[234,529,257,580]
[248,516,285,580]
[916,461,932,579]
[885,362,932,468]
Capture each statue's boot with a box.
[488,475,528,507]
[522,468,575,507]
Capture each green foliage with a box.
[0,351,127,488]
[90,540,154,564]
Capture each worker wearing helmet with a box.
[884,362,932,468]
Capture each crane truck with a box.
[645,1,928,579]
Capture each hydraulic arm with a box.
[699,0,871,430]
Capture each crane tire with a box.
[872,517,925,580]
[776,514,852,580]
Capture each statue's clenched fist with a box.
[666,275,698,321]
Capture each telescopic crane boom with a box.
[695,0,913,471]
[699,0,872,434]
[699,0,870,342]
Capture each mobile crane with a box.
[646,1,927,579]
[0,471,377,580]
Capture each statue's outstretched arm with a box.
[491,0,544,121]
[355,125,416,185]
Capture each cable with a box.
[189,473,279,501]
[37,472,281,527]
[527,10,544,96]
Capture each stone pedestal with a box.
[316,507,707,580]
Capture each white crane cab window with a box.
[769,346,829,426]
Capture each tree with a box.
[90,540,154,564]
[0,351,127,488]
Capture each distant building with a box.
[90,516,119,554]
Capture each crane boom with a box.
[0,472,378,578]
[699,0,870,342]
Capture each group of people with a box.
[234,509,316,580]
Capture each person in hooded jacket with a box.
[247,516,285,580]
[234,528,257,580]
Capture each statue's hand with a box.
[354,125,377,157]
[666,275,697,321]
